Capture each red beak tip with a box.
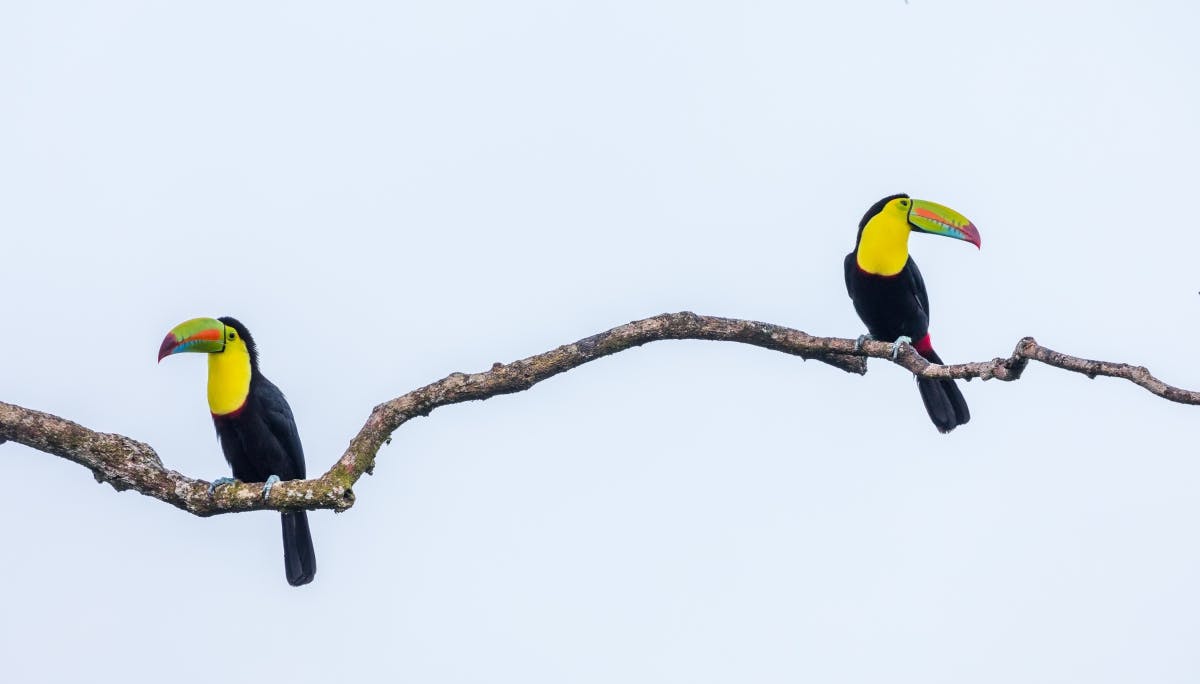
[157,335,178,363]
[965,224,982,249]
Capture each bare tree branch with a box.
[1,312,1196,516]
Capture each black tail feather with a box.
[281,511,317,587]
[916,348,970,434]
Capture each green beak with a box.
[158,317,226,361]
[907,199,981,248]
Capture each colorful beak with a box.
[907,199,981,248]
[158,317,226,362]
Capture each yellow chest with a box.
[855,220,911,276]
[207,349,251,415]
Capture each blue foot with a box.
[854,334,875,352]
[208,477,238,496]
[890,335,913,360]
[262,474,281,501]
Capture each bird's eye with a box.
[228,332,235,341]
[898,200,909,208]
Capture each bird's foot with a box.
[262,475,281,501]
[890,335,913,360]
[854,334,876,352]
[208,477,238,496]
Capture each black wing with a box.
[257,376,307,479]
[904,256,931,322]
[843,252,857,300]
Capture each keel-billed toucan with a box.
[158,316,317,586]
[844,194,981,433]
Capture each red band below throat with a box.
[212,403,246,420]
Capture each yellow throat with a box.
[207,336,251,415]
[855,210,911,276]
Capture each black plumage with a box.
[844,195,970,433]
[211,317,316,586]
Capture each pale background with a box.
[4,1,1200,682]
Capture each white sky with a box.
[4,1,1200,682]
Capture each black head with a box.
[217,316,259,368]
[856,192,910,243]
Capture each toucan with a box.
[158,316,317,586]
[844,194,981,433]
